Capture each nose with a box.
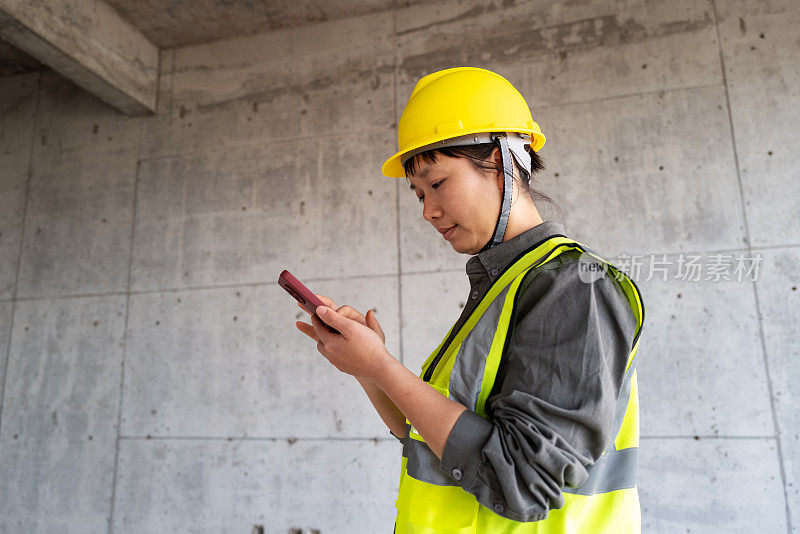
[422,196,442,223]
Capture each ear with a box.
[489,146,504,191]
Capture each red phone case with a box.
[278,270,340,334]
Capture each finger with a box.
[316,294,338,308]
[365,309,385,343]
[297,301,321,316]
[336,305,367,325]
[310,312,324,332]
[315,306,348,338]
[298,295,338,315]
[296,321,319,342]
[310,310,336,340]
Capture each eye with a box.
[417,180,445,203]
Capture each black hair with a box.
[402,143,562,219]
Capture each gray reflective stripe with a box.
[447,283,513,411]
[405,437,459,487]
[562,447,638,495]
[610,357,637,451]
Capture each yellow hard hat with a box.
[381,66,546,178]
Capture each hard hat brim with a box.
[381,128,545,178]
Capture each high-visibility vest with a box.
[394,236,645,533]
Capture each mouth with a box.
[440,225,457,240]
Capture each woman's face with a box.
[407,152,503,255]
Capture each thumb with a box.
[316,306,346,334]
[365,309,385,343]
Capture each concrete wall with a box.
[1,0,798,532]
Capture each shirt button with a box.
[451,468,462,481]
[493,503,504,514]
[491,268,499,276]
[471,290,479,300]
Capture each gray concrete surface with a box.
[0,0,159,114]
[1,0,798,532]
[0,38,41,77]
[105,0,439,49]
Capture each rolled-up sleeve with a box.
[438,254,637,522]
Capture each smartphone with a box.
[278,270,339,334]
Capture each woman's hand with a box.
[295,294,466,459]
[295,295,392,380]
[295,295,385,343]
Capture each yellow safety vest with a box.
[394,236,645,533]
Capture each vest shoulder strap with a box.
[421,235,645,381]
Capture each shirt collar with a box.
[465,220,567,284]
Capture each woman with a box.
[296,67,644,533]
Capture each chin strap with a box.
[480,134,514,252]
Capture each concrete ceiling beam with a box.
[0,0,159,115]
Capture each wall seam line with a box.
[4,244,797,307]
[0,71,41,438]
[640,435,778,440]
[107,155,142,534]
[118,435,399,442]
[0,272,402,303]
[534,82,724,111]
[392,8,403,368]
[712,2,792,532]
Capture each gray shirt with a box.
[395,220,638,522]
